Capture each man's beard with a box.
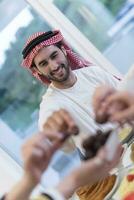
[47,63,70,82]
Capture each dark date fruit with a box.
[95,113,109,124]
[82,129,112,160]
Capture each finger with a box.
[31,147,44,159]
[24,146,45,166]
[98,102,125,121]
[39,135,69,157]
[104,92,130,111]
[58,109,79,135]
[24,140,54,169]
[97,145,121,166]
[97,147,108,162]
[48,131,73,155]
[22,133,43,157]
[109,102,125,114]
[110,108,134,123]
[97,101,126,121]
[49,139,64,155]
[52,112,66,130]
[108,145,122,167]
[35,138,52,152]
[52,111,69,132]
[43,110,76,134]
[37,141,55,161]
[93,86,115,113]
[37,136,62,158]
[93,89,105,113]
[90,148,109,169]
[22,133,53,159]
[41,130,65,141]
[43,117,60,131]
[128,120,134,127]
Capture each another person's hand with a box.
[5,130,69,200]
[22,130,67,185]
[101,91,134,124]
[43,109,79,141]
[71,144,122,187]
[92,85,115,123]
[56,144,122,199]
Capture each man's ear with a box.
[61,46,67,56]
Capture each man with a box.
[21,30,120,153]
[1,110,122,200]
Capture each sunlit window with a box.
[0,1,79,185]
[54,0,134,73]
[0,2,51,139]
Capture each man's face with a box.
[34,45,70,82]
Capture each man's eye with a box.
[51,54,57,59]
[41,62,47,67]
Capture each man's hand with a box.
[43,109,79,141]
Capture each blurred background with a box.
[0,0,134,192]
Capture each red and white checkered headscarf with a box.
[21,30,92,84]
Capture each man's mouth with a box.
[51,66,64,76]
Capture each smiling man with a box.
[21,30,120,153]
[33,44,73,88]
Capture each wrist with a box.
[56,173,78,199]
[5,173,37,200]
[22,172,39,189]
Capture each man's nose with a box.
[49,60,59,71]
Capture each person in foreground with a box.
[93,89,134,200]
[92,66,134,200]
[93,86,134,124]
[93,64,134,125]
[1,109,122,200]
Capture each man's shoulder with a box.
[40,87,62,108]
[75,65,106,78]
[76,65,104,73]
[39,91,62,119]
[42,86,57,100]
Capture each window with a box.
[54,0,134,73]
[1,0,133,188]
[0,1,79,185]
[0,3,51,140]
